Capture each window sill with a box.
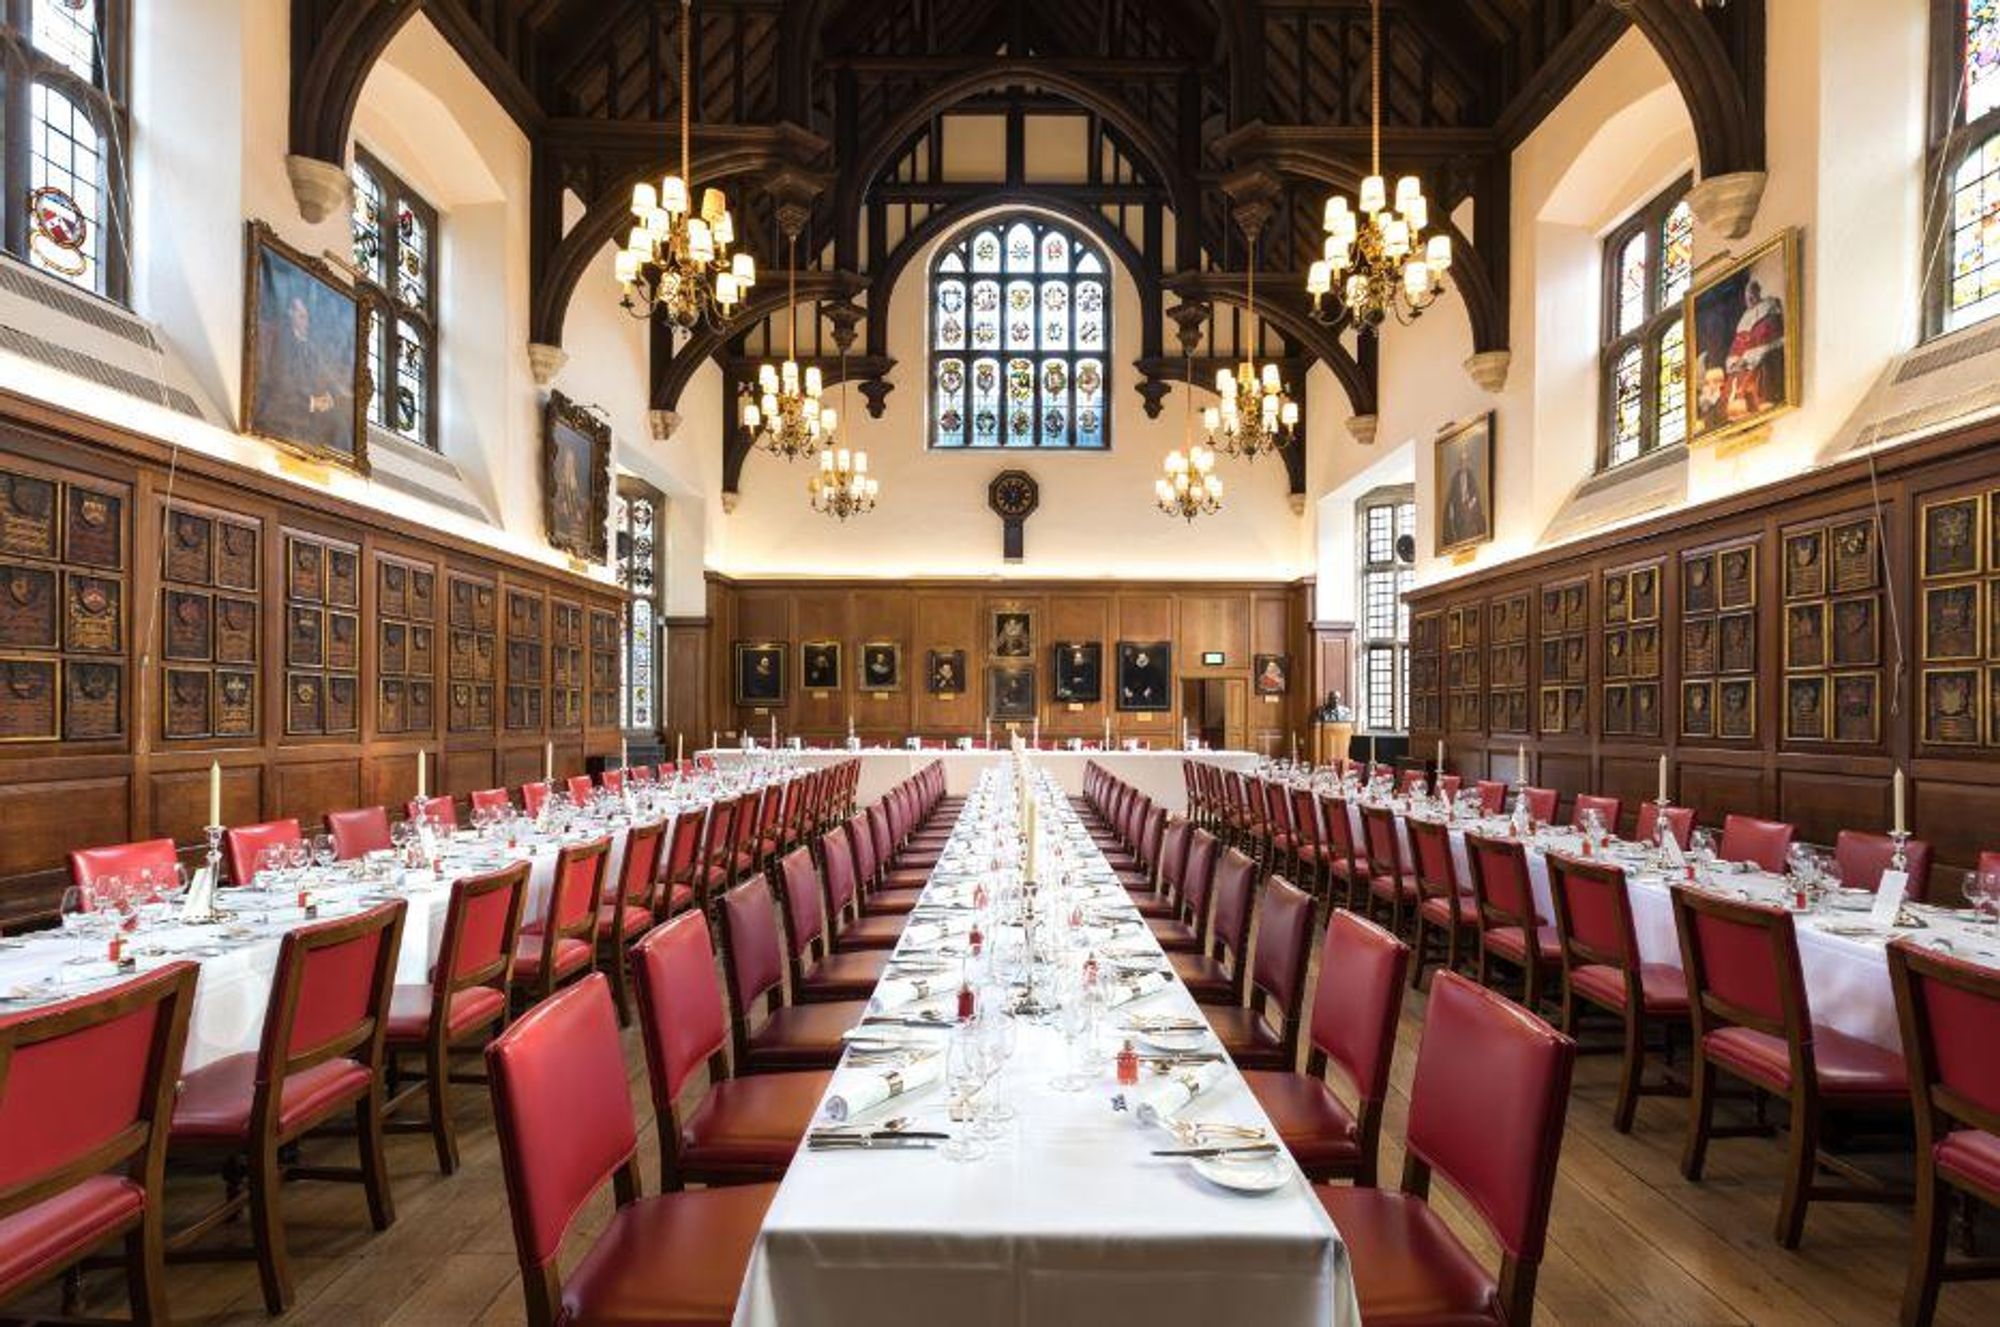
[1541,443,1689,548]
[1577,443,1686,499]
[364,429,494,524]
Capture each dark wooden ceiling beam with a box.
[1492,1,1627,148]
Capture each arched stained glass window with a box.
[1598,178,1692,470]
[8,0,128,301]
[1931,2,2000,332]
[931,216,1110,449]
[350,147,439,449]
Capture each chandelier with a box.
[614,0,755,329]
[809,363,876,519]
[1160,354,1223,521]
[741,237,832,460]
[1305,0,1451,329]
[1203,240,1298,460]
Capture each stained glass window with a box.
[1970,0,2000,120]
[351,147,439,449]
[12,1,126,300]
[930,216,1110,448]
[1948,133,2000,328]
[1934,5,2000,333]
[614,483,663,732]
[1599,178,1692,469]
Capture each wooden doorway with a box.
[1180,677,1247,751]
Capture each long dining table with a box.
[735,762,1354,1327]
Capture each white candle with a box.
[416,748,427,800]
[1657,754,1669,804]
[544,740,554,781]
[1435,738,1444,770]
[1032,717,1040,747]
[770,714,777,746]
[208,760,221,826]
[676,732,684,764]
[1516,743,1527,781]
[1893,768,1907,835]
[710,729,717,752]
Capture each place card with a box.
[1869,870,1909,926]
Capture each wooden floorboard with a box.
[15,926,2000,1324]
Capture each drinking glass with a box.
[59,884,96,964]
[941,1027,990,1163]
[1048,968,1094,1092]
[311,833,336,871]
[975,1004,1017,1131]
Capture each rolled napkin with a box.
[1133,1060,1229,1126]
[900,917,973,948]
[823,1053,944,1123]
[870,975,947,1013]
[1106,971,1172,1006]
[179,864,218,921]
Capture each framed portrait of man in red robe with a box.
[1687,228,1802,447]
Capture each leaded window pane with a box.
[29,82,105,293]
[1656,319,1688,449]
[1971,0,2000,121]
[1616,232,1648,336]
[1660,201,1694,305]
[1611,344,1644,466]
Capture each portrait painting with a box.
[242,222,368,472]
[801,640,841,692]
[1115,641,1171,712]
[544,393,611,563]
[1434,413,1495,556]
[988,664,1036,721]
[733,641,785,707]
[1254,654,1290,696]
[861,642,902,692]
[991,608,1034,659]
[927,649,967,697]
[1687,228,1802,446]
[1051,641,1101,703]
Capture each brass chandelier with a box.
[1305,0,1452,328]
[615,0,755,329]
[1157,359,1222,522]
[1203,239,1298,460]
[741,236,832,460]
[809,363,876,520]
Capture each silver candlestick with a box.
[1889,828,1911,874]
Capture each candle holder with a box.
[185,824,225,924]
[1889,828,1911,874]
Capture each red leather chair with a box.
[1407,815,1477,990]
[601,768,626,794]
[1520,786,1559,824]
[324,806,393,860]
[1546,854,1688,1133]
[470,787,512,816]
[777,846,888,1002]
[716,876,867,1072]
[68,839,179,893]
[1672,888,1907,1247]
[659,810,706,917]
[1887,939,2000,1323]
[1570,793,1622,834]
[1466,831,1560,1016]
[406,794,457,829]
[168,902,405,1313]
[1436,773,1463,801]
[631,911,831,1192]
[1832,829,1934,900]
[1633,801,1695,848]
[485,973,775,1327]
[224,819,301,888]
[1474,779,1509,815]
[1317,971,1576,1326]
[820,826,903,952]
[1171,847,1257,1007]
[1149,828,1219,955]
[1130,817,1190,921]
[1204,874,1315,1071]
[0,964,197,1325]
[520,781,553,817]
[512,837,609,1005]
[1719,814,1796,873]
[1361,805,1418,933]
[383,863,527,1174]
[599,820,668,1024]
[1321,794,1369,910]
[1243,910,1408,1184]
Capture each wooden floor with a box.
[15,968,1999,1327]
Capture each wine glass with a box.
[941,1026,990,1163]
[59,883,96,964]
[974,1004,1017,1133]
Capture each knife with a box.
[1150,1144,1281,1159]
[807,1135,945,1151]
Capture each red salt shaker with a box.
[1116,1040,1139,1087]
[956,978,976,1023]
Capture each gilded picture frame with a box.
[1684,227,1803,447]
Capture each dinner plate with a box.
[1140,1028,1209,1053]
[1190,1153,1290,1194]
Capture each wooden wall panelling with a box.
[1405,417,2000,871]
[851,588,914,739]
[917,590,982,734]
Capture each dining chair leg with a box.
[1682,1057,1717,1181]
[1776,1097,1818,1249]
[1902,1169,1948,1327]
[1613,1011,1645,1134]
[249,1143,291,1314]
[1409,914,1432,990]
[425,1042,459,1175]
[126,1212,168,1326]
[359,1087,397,1232]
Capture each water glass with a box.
[942,1026,990,1163]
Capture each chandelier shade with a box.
[742,236,834,460]
[1204,242,1298,460]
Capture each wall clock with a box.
[988,469,1039,562]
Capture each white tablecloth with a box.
[735,769,1352,1327]
[704,748,1258,816]
[1332,797,1991,1052]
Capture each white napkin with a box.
[823,1053,943,1122]
[900,917,972,948]
[1133,1059,1228,1125]
[1106,971,1172,1007]
[179,865,217,921]
[870,975,948,1013]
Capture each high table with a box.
[735,765,1352,1327]
[702,747,1258,815]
